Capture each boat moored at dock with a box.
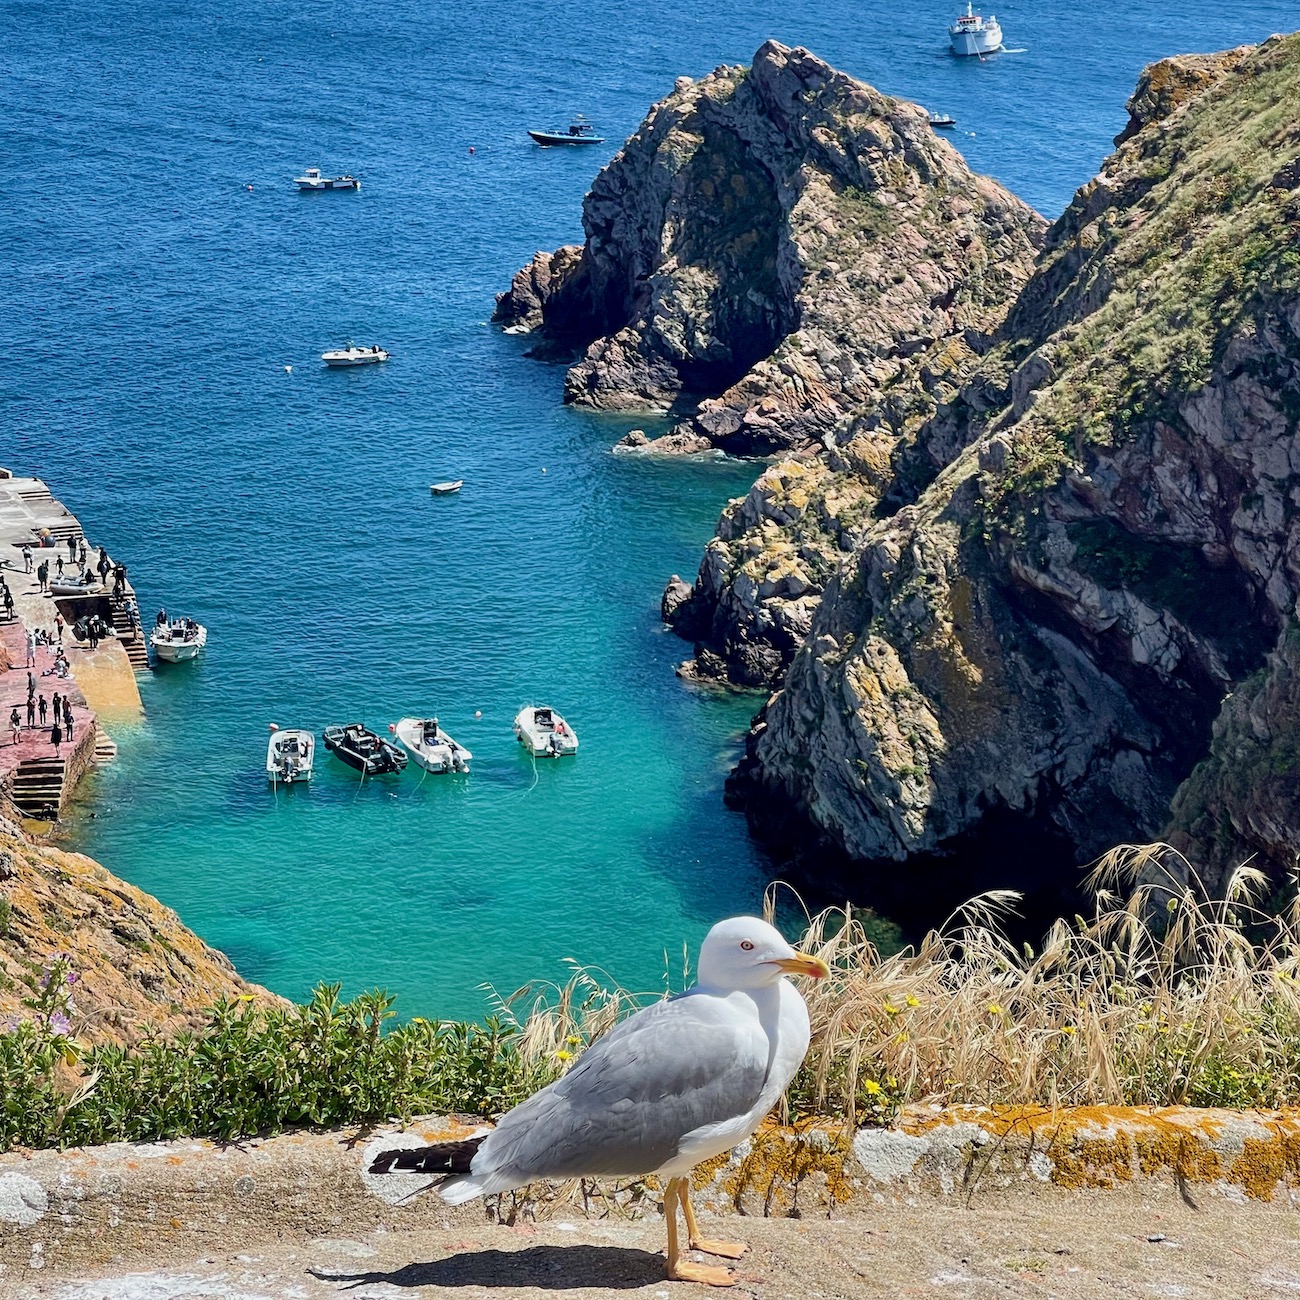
[322,344,389,367]
[514,704,578,757]
[323,723,408,775]
[949,2,1002,56]
[267,727,314,783]
[394,717,471,773]
[294,168,361,191]
[151,617,207,663]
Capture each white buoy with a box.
[284,365,292,373]
[541,467,548,475]
[475,709,482,719]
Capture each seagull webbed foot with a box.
[688,1238,748,1260]
[667,1258,736,1287]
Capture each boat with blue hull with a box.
[528,117,605,147]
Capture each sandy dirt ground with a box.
[6,1183,1300,1300]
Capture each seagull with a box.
[369,916,828,1286]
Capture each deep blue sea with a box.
[2,0,1294,1019]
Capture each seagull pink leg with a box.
[665,1177,735,1286]
[680,1178,748,1260]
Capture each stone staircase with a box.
[93,730,118,764]
[11,754,66,820]
[109,596,150,671]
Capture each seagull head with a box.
[696,916,830,991]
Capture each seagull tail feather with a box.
[368,1137,485,1182]
[438,1172,491,1204]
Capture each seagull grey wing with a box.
[471,993,769,1187]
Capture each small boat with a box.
[514,704,578,757]
[394,717,471,773]
[528,117,605,147]
[295,168,361,191]
[928,112,957,128]
[49,576,102,597]
[949,1,1002,56]
[322,344,389,367]
[267,728,314,784]
[429,480,463,495]
[151,618,207,663]
[322,722,408,775]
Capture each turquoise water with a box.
[3,0,1295,1017]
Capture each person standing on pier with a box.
[38,695,47,725]
[87,620,99,651]
[51,718,62,757]
[54,611,64,643]
[26,629,36,667]
[22,544,32,573]
[97,548,110,586]
[25,696,35,730]
[55,555,64,580]
[37,559,48,592]
[63,702,74,741]
[52,692,61,726]
[2,588,13,621]
[78,540,87,567]
[66,535,77,562]
[9,709,20,747]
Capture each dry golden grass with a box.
[502,844,1300,1121]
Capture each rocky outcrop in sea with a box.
[503,34,1300,915]
[496,40,1044,686]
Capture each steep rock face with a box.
[497,40,1043,457]
[734,34,1300,904]
[498,40,1043,686]
[0,821,279,1043]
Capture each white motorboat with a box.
[267,727,314,783]
[294,168,361,191]
[151,617,207,663]
[514,704,578,757]
[394,717,471,773]
[322,344,389,367]
[429,480,463,495]
[949,1,1002,56]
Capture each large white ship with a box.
[949,1,1002,57]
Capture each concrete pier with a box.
[0,469,145,827]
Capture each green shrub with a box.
[0,983,553,1153]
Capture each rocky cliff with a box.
[497,39,1044,685]
[507,33,1300,915]
[730,32,1300,912]
[0,819,276,1043]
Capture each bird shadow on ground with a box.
[310,1244,665,1290]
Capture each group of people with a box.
[8,673,76,755]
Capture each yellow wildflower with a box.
[905,994,920,1008]
[987,1003,1004,1016]
[1060,1025,1076,1035]
[884,1003,900,1016]
[566,1035,581,1046]
[236,994,256,1003]
[862,1079,883,1096]
[555,1049,573,1062]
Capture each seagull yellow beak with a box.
[771,952,831,980]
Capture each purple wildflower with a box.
[47,1011,71,1037]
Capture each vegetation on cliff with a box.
[6,855,1299,1151]
[0,821,274,1043]
[719,32,1300,908]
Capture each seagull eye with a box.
[740,940,754,951]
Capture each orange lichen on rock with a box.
[889,1104,1300,1200]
